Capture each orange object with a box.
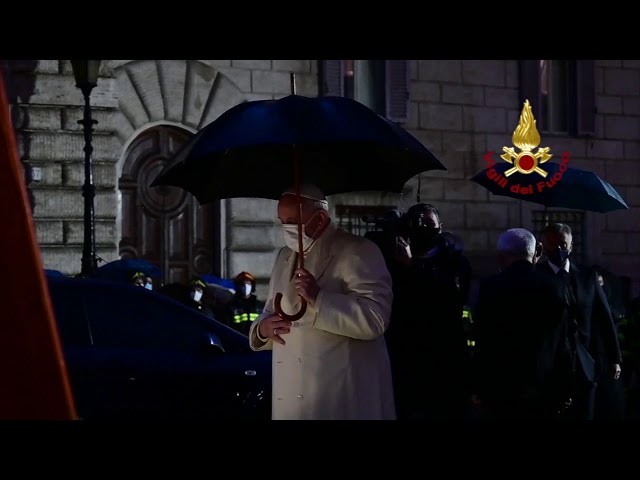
[234,271,255,283]
[0,68,77,419]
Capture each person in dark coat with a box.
[472,228,574,419]
[384,203,472,420]
[592,269,627,419]
[536,223,622,420]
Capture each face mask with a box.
[144,283,153,291]
[191,290,203,302]
[548,249,570,267]
[282,214,319,253]
[410,227,440,250]
[244,284,252,297]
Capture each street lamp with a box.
[70,60,101,276]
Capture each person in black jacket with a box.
[536,223,622,420]
[472,228,574,419]
[590,269,627,419]
[384,203,472,420]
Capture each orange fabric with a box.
[0,69,77,419]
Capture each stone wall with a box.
[5,59,639,299]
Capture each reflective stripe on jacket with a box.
[233,312,260,324]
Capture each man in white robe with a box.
[249,184,396,420]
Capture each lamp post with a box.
[71,60,101,276]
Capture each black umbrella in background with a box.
[471,161,629,244]
[471,162,629,214]
[472,97,628,240]
[471,161,629,243]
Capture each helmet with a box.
[234,271,256,284]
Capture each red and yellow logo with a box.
[500,99,552,177]
[483,100,571,195]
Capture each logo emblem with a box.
[501,100,552,177]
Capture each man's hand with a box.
[611,363,621,380]
[294,268,320,307]
[395,236,412,266]
[258,313,292,345]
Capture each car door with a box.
[46,277,100,419]
[82,283,266,420]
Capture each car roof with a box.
[45,275,252,350]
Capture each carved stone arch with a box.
[112,60,247,283]
[110,59,246,160]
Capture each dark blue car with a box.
[46,275,272,421]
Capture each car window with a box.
[46,279,92,348]
[85,283,217,351]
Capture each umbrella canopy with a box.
[470,161,629,213]
[150,94,446,203]
[202,273,236,292]
[89,258,161,283]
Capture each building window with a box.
[532,210,586,264]
[519,60,596,137]
[335,205,397,237]
[343,59,386,115]
[319,60,409,123]
[343,60,355,99]
[539,60,570,134]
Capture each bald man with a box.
[248,184,396,420]
[472,228,574,419]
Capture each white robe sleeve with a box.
[312,238,393,340]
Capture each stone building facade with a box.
[4,59,639,299]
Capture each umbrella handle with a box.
[274,292,307,322]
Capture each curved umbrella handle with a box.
[274,292,307,322]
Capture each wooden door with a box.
[119,125,213,285]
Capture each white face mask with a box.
[244,284,252,296]
[282,214,319,253]
[191,290,203,302]
[144,283,153,291]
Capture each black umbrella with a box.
[470,161,629,214]
[151,74,445,321]
[151,98,444,202]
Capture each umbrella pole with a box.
[290,72,303,269]
[539,205,549,239]
[273,75,308,322]
[543,205,550,231]
[294,145,304,269]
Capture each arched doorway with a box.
[119,125,214,285]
